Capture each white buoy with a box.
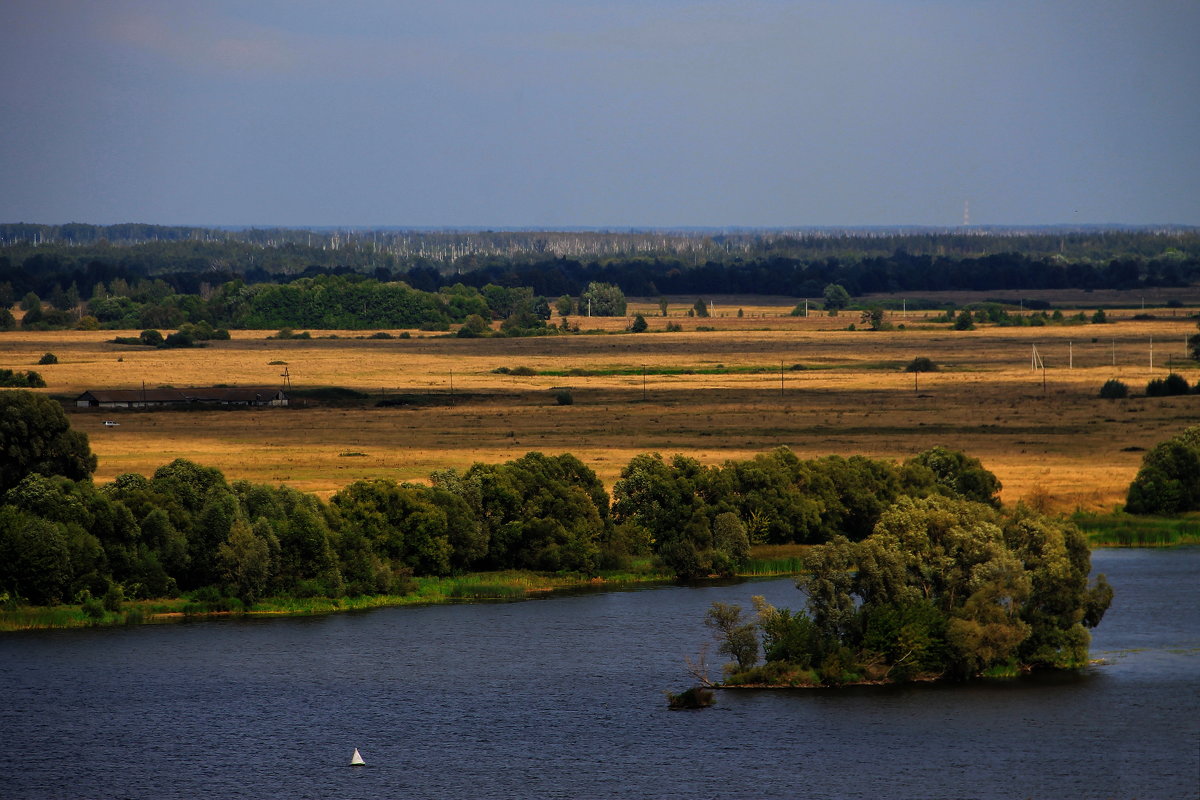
[350,748,365,766]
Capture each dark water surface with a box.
[2,548,1197,799]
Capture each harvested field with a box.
[3,295,1197,511]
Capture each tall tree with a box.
[0,391,97,493]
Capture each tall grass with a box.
[739,544,808,576]
[1073,512,1200,547]
[739,556,806,576]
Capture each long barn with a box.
[75,387,288,409]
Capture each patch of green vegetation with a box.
[1072,512,1200,547]
[738,556,805,576]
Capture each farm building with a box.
[75,387,288,409]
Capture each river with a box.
[1,548,1197,799]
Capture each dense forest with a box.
[2,224,1199,332]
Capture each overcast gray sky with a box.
[2,0,1197,228]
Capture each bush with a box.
[904,357,939,373]
[269,329,311,340]
[630,314,648,333]
[1146,373,1189,397]
[0,369,46,388]
[38,353,58,365]
[1099,379,1128,399]
[554,390,574,406]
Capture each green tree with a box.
[823,284,850,311]
[0,506,71,605]
[630,313,648,332]
[1125,427,1200,514]
[908,446,1002,507]
[217,518,272,604]
[860,306,885,330]
[580,282,626,316]
[692,299,710,318]
[705,602,759,671]
[658,297,669,317]
[0,391,97,493]
[554,295,574,318]
[456,314,490,338]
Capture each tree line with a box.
[3,228,1198,331]
[4,389,1014,610]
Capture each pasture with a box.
[4,294,1197,510]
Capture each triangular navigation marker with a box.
[350,748,365,766]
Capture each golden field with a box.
[3,294,1198,511]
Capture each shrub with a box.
[163,331,194,348]
[81,598,105,620]
[1164,373,1190,395]
[554,390,574,406]
[904,357,939,373]
[630,314,648,333]
[665,322,683,332]
[667,685,715,710]
[269,329,311,340]
[1147,374,1189,397]
[102,584,124,612]
[38,353,58,365]
[0,369,46,388]
[1099,379,1128,399]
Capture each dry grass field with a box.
[4,294,1198,511]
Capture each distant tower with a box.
[963,200,970,227]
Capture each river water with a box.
[1,548,1197,799]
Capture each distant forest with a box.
[2,223,1198,331]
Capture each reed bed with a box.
[1073,513,1200,547]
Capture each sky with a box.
[1,0,1197,228]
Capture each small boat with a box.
[350,748,365,766]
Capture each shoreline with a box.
[3,541,1193,633]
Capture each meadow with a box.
[4,293,1198,512]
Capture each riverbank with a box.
[3,535,1190,633]
[0,568,652,632]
